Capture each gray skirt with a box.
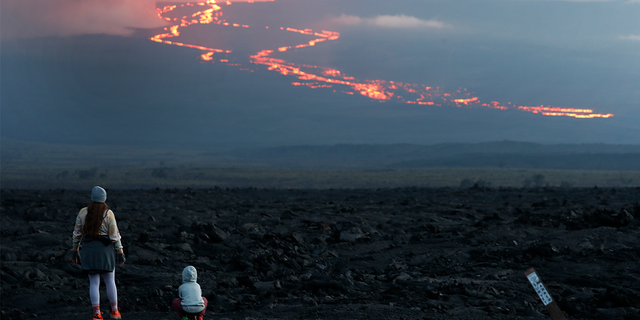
[80,238,115,274]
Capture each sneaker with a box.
[93,312,104,320]
[111,309,122,319]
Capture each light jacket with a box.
[179,266,205,313]
[72,208,123,251]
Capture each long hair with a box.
[82,201,109,238]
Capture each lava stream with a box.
[150,1,613,119]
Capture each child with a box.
[172,266,208,320]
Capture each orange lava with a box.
[150,1,613,119]
[200,52,214,61]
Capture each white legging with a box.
[88,271,117,307]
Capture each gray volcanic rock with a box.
[1,187,640,320]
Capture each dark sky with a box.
[1,0,639,148]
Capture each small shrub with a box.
[77,168,98,180]
[151,168,170,179]
[475,179,491,188]
[523,174,546,188]
[560,181,574,188]
[459,178,474,189]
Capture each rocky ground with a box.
[1,187,639,320]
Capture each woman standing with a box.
[71,186,126,320]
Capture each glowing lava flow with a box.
[150,1,613,119]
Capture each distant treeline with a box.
[3,140,640,189]
[390,153,640,170]
[233,141,640,170]
[3,139,640,171]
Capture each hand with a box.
[116,252,126,266]
[71,250,80,264]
